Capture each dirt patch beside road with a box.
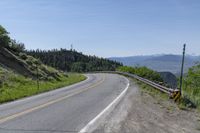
[93,79,200,133]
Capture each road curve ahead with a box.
[0,73,129,133]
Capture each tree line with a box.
[26,49,122,72]
[1,25,121,72]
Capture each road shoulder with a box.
[93,79,200,133]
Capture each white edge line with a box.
[79,77,130,133]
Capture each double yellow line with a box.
[0,75,105,124]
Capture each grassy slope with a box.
[118,66,199,111]
[134,79,168,100]
[134,78,199,112]
[180,64,200,110]
[182,85,200,111]
[0,68,86,103]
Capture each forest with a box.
[0,25,86,103]
[26,49,122,72]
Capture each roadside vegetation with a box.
[0,67,86,103]
[117,65,200,111]
[117,66,170,104]
[0,25,87,103]
[181,63,200,110]
[0,25,62,79]
[135,79,168,100]
[117,66,163,83]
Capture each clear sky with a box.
[0,0,200,57]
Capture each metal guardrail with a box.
[116,71,175,94]
[91,71,180,98]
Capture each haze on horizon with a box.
[0,0,200,57]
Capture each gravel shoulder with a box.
[93,79,200,133]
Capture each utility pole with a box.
[70,44,73,51]
[179,44,186,95]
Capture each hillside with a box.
[0,25,86,103]
[0,25,61,80]
[26,49,122,72]
[0,24,122,103]
[159,72,177,88]
[0,47,61,80]
[110,55,200,74]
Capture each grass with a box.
[0,71,86,103]
[179,64,200,111]
[116,72,169,101]
[134,79,169,100]
[134,78,199,112]
[175,79,200,111]
[176,93,198,111]
[182,87,200,111]
[18,52,61,80]
[119,72,200,112]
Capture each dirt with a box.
[93,79,200,133]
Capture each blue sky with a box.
[0,0,200,57]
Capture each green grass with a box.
[180,88,200,112]
[175,80,200,111]
[134,79,168,100]
[134,78,199,111]
[0,72,86,103]
[18,52,61,80]
[180,64,200,111]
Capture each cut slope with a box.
[0,47,60,80]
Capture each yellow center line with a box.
[0,74,106,124]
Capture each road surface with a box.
[0,73,129,133]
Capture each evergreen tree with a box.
[26,49,122,72]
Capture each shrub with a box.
[117,66,163,83]
[183,63,200,108]
[0,80,3,88]
[19,53,28,60]
[9,40,25,53]
[0,25,10,48]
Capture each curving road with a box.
[0,73,129,133]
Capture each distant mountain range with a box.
[109,54,200,74]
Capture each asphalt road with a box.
[0,73,129,133]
